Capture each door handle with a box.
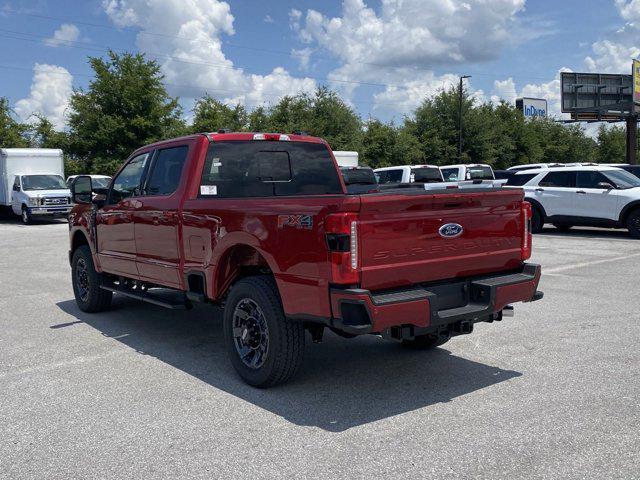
[535,188,545,192]
[576,190,586,194]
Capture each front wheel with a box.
[21,206,31,225]
[71,245,112,312]
[223,276,305,388]
[627,210,640,239]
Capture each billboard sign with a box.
[560,71,633,120]
[633,59,640,106]
[516,97,547,119]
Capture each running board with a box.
[100,285,190,310]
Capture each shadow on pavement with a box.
[538,226,630,240]
[56,298,521,432]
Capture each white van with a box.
[0,148,72,224]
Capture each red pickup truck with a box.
[68,132,542,387]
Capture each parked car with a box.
[374,165,443,184]
[601,164,640,179]
[440,164,495,182]
[0,148,71,224]
[340,166,378,194]
[68,132,542,387]
[505,165,640,237]
[67,175,112,189]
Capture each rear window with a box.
[376,169,403,184]
[200,141,343,197]
[441,168,459,181]
[412,167,442,183]
[466,166,494,180]
[506,173,537,186]
[340,167,376,185]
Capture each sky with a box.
[0,0,638,130]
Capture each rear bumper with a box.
[329,263,542,335]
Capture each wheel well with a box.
[214,244,273,299]
[71,231,89,255]
[526,198,546,219]
[620,203,640,224]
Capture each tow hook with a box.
[453,320,473,335]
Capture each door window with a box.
[109,153,149,204]
[539,171,575,188]
[144,146,188,196]
[576,171,610,189]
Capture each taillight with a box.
[522,201,532,260]
[325,213,359,284]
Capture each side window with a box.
[576,171,609,189]
[109,153,149,204]
[441,168,459,181]
[539,171,575,188]
[13,176,20,190]
[145,146,188,196]
[506,173,537,186]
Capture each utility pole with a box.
[458,75,471,161]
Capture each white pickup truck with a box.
[0,148,72,224]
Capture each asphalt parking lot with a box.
[1,217,639,479]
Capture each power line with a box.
[5,10,561,84]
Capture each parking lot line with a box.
[544,252,640,274]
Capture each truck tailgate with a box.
[358,189,525,291]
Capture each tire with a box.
[401,333,450,349]
[531,206,544,234]
[223,276,305,388]
[553,223,572,232]
[71,245,112,312]
[21,206,31,225]
[627,210,640,239]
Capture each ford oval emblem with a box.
[439,223,464,238]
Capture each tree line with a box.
[0,51,632,176]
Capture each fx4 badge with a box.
[278,214,313,230]
[439,223,464,238]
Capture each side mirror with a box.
[13,183,20,192]
[597,182,614,190]
[71,175,93,204]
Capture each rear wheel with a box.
[531,206,544,233]
[627,210,640,239]
[223,276,305,387]
[401,333,450,349]
[71,245,112,312]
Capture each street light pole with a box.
[458,75,471,161]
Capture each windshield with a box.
[341,167,377,185]
[604,170,640,189]
[21,175,67,191]
[466,166,494,180]
[92,177,111,188]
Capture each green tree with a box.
[596,124,626,163]
[191,95,248,133]
[0,97,30,148]
[67,51,185,175]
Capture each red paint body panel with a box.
[69,132,542,331]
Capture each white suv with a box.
[506,166,640,238]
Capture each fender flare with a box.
[619,200,640,224]
[525,197,547,220]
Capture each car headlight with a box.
[28,197,39,206]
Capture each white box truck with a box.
[333,151,359,168]
[0,148,72,224]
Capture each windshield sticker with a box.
[200,185,218,196]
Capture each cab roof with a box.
[514,165,624,175]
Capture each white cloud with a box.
[44,23,80,47]
[102,0,316,106]
[14,64,73,129]
[373,73,460,112]
[291,47,313,71]
[491,77,517,104]
[263,14,273,24]
[615,0,640,23]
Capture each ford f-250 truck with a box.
[68,132,543,387]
